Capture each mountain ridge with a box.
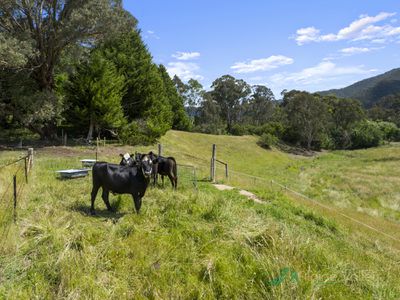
[318,68,400,107]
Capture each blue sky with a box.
[124,1,400,97]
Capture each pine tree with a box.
[99,30,173,143]
[65,51,126,140]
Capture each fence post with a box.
[225,163,229,179]
[104,137,106,147]
[24,157,28,183]
[13,175,17,223]
[211,144,216,182]
[28,148,34,172]
[63,132,67,146]
[158,144,163,156]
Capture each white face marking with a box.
[143,156,149,162]
[123,153,130,160]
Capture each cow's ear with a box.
[119,153,124,157]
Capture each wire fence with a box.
[0,150,33,245]
[213,158,400,246]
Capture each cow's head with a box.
[137,154,153,177]
[148,151,159,164]
[119,153,135,167]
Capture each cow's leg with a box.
[101,188,112,211]
[90,184,100,215]
[153,173,157,187]
[132,193,142,214]
[162,175,165,187]
[167,173,175,189]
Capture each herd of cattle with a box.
[90,151,177,215]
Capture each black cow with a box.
[119,152,178,189]
[148,151,178,189]
[90,154,153,215]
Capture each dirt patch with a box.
[35,145,134,158]
[213,184,264,204]
[238,190,263,203]
[37,146,94,157]
[213,184,235,191]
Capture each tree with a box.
[195,92,226,134]
[99,30,173,143]
[173,77,205,120]
[283,91,329,150]
[323,95,365,149]
[243,85,275,126]
[210,75,251,132]
[158,65,191,130]
[65,51,125,140]
[369,93,400,126]
[0,0,135,139]
[0,0,135,89]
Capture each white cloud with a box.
[339,46,384,56]
[144,30,160,40]
[172,51,201,60]
[167,62,204,81]
[230,55,294,73]
[340,47,371,54]
[294,12,400,45]
[269,61,376,86]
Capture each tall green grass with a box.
[0,133,399,299]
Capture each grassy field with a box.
[0,131,399,299]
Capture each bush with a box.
[230,124,247,136]
[258,133,278,149]
[350,120,383,149]
[377,121,400,142]
[259,122,286,138]
[119,120,159,145]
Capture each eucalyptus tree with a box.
[210,75,251,132]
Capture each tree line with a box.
[1,1,399,150]
[174,75,400,150]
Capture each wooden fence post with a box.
[24,157,28,183]
[63,133,67,146]
[225,163,229,179]
[28,148,34,172]
[158,144,163,156]
[210,144,216,182]
[13,175,17,223]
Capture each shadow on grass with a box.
[70,197,127,220]
[364,156,400,163]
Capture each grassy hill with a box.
[0,131,399,299]
[319,68,400,107]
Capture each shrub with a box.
[258,133,278,149]
[350,120,383,149]
[230,124,247,136]
[119,120,159,145]
[377,121,400,142]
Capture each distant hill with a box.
[318,68,400,107]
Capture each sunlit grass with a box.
[0,133,399,299]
